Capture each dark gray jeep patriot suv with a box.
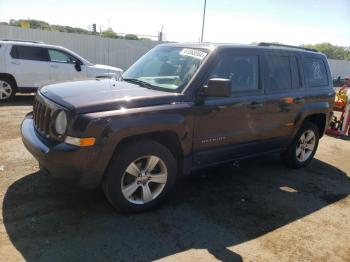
[21,42,335,213]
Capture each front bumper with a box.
[21,114,103,188]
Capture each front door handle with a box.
[11,61,20,65]
[295,97,305,104]
[50,64,59,69]
[248,101,263,109]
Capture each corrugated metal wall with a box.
[328,59,350,79]
[0,25,161,70]
[1,25,350,78]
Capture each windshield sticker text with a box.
[312,62,322,80]
[180,48,207,60]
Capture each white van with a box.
[0,40,123,101]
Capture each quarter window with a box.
[209,55,259,92]
[10,45,49,61]
[303,58,328,87]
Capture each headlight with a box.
[54,110,67,135]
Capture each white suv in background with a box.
[0,40,123,101]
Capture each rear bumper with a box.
[21,114,103,188]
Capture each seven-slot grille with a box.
[33,97,52,137]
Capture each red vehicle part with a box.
[326,85,350,137]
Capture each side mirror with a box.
[74,61,82,72]
[202,78,231,97]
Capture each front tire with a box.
[102,140,177,213]
[282,122,320,168]
[0,78,16,102]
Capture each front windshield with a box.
[122,46,209,92]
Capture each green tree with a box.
[27,19,50,29]
[8,19,92,34]
[101,27,119,38]
[9,19,20,26]
[9,19,50,29]
[302,43,350,60]
[50,24,91,34]
[345,47,350,60]
[125,34,138,40]
[140,37,151,41]
[5,18,151,41]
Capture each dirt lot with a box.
[0,95,349,262]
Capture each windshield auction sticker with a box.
[180,48,208,60]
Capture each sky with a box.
[0,0,349,46]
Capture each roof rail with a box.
[0,39,44,44]
[257,42,318,52]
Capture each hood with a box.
[92,64,123,72]
[40,79,182,114]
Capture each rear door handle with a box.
[11,61,20,65]
[50,64,59,69]
[248,101,263,109]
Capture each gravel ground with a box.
[0,95,349,262]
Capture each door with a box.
[7,45,50,88]
[261,52,305,150]
[193,51,265,166]
[48,49,86,84]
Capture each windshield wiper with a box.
[122,77,154,89]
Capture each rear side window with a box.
[303,58,328,87]
[209,55,259,92]
[266,55,292,90]
[10,45,49,61]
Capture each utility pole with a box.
[200,0,207,43]
[158,25,163,42]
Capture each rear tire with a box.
[102,139,177,213]
[0,77,16,102]
[282,122,320,168]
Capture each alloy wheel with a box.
[121,155,168,204]
[0,80,13,100]
[296,129,316,162]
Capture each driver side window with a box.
[209,55,259,92]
